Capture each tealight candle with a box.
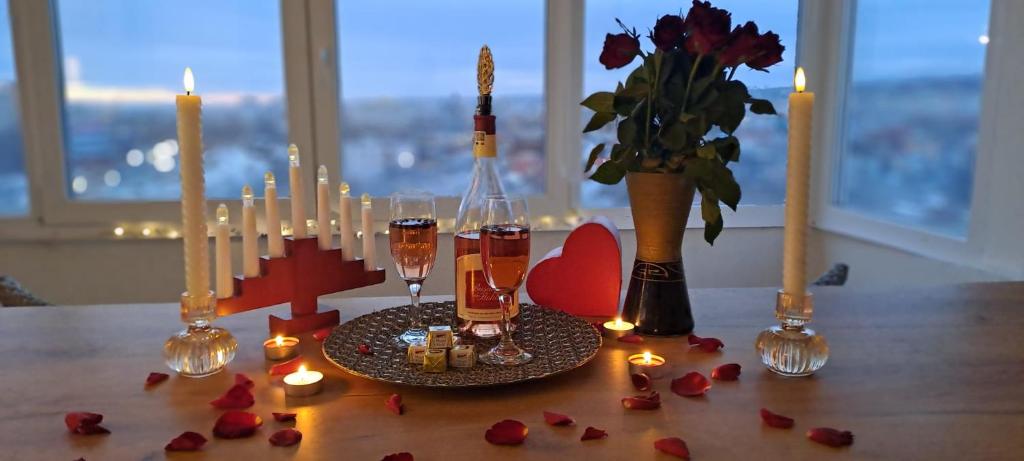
[283,365,324,397]
[602,317,635,339]
[628,351,667,379]
[263,335,300,361]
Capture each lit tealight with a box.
[602,317,635,339]
[283,364,324,397]
[264,335,299,361]
[628,352,667,378]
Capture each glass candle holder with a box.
[163,291,237,378]
[754,290,829,377]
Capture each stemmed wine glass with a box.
[478,195,533,366]
[389,191,438,345]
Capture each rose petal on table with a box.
[358,343,374,355]
[687,334,702,346]
[272,412,297,422]
[381,453,414,461]
[269,357,303,376]
[760,408,795,429]
[209,384,255,409]
[269,428,302,447]
[542,411,575,426]
[65,412,110,435]
[386,394,404,416]
[313,327,332,342]
[711,363,741,381]
[630,372,652,391]
[145,372,169,387]
[621,391,661,410]
[213,411,263,439]
[580,426,608,441]
[484,419,528,445]
[807,427,854,447]
[234,373,254,389]
[671,372,711,397]
[164,431,207,451]
[654,437,690,459]
[687,334,724,352]
[617,334,644,344]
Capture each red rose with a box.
[747,31,784,70]
[684,0,732,55]
[718,22,761,67]
[599,33,641,69]
[651,14,685,51]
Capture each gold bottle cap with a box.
[477,45,493,96]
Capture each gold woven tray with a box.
[322,301,602,388]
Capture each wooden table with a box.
[1,283,1022,460]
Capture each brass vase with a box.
[621,172,696,336]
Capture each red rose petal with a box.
[272,412,297,422]
[630,372,652,391]
[213,411,263,439]
[165,431,207,451]
[64,412,110,435]
[654,437,690,459]
[235,373,254,389]
[686,334,701,346]
[542,411,575,426]
[711,363,741,381]
[210,383,255,409]
[381,453,414,461]
[269,357,303,376]
[269,428,302,447]
[671,372,711,397]
[760,408,795,429]
[386,394,404,416]
[621,391,661,410]
[617,334,644,344]
[687,334,724,352]
[580,426,608,441]
[145,372,169,387]
[484,419,528,445]
[358,343,373,355]
[807,427,854,447]
[313,327,332,342]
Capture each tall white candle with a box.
[215,204,233,299]
[361,193,376,270]
[288,144,307,239]
[782,67,815,296]
[338,182,355,260]
[241,185,259,277]
[264,172,284,258]
[175,67,210,299]
[316,165,331,250]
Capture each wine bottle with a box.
[454,45,519,339]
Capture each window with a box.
[336,0,545,198]
[836,0,989,236]
[581,0,799,208]
[0,2,28,216]
[55,0,289,201]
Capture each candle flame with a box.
[275,335,284,347]
[183,67,195,93]
[339,181,350,196]
[264,171,276,188]
[242,184,253,201]
[794,67,806,92]
[298,364,307,374]
[317,165,328,184]
[614,317,623,327]
[361,193,371,207]
[216,204,229,224]
[642,351,652,364]
[288,144,300,166]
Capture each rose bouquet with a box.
[583,0,785,243]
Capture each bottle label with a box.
[456,253,518,321]
[472,132,496,158]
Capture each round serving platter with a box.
[322,301,602,388]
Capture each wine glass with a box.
[389,191,438,345]
[478,195,533,366]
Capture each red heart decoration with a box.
[526,216,621,317]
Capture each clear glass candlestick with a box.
[164,290,237,377]
[755,290,829,377]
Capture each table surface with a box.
[2,283,1023,460]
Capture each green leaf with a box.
[609,143,628,161]
[589,160,627,185]
[710,136,740,163]
[710,81,748,134]
[748,98,777,115]
[710,163,741,210]
[583,111,616,133]
[581,92,615,113]
[658,122,688,151]
[700,190,721,223]
[703,213,724,245]
[584,143,605,172]
[682,157,713,181]
[697,144,716,159]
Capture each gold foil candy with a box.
[426,325,454,350]
[407,344,427,364]
[423,349,447,373]
[449,345,476,368]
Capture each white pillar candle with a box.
[288,144,307,239]
[175,67,210,299]
[215,204,233,299]
[338,182,355,260]
[316,165,332,250]
[264,172,284,258]
[360,193,375,270]
[241,185,259,277]
[782,67,815,296]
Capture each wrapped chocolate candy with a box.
[423,349,447,373]
[449,345,476,368]
[426,326,454,349]
[407,344,427,364]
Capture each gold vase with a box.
[621,172,696,336]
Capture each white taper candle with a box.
[215,204,233,298]
[175,67,210,300]
[288,144,307,239]
[361,193,375,270]
[264,172,284,258]
[316,165,331,250]
[338,182,355,260]
[782,67,815,296]
[241,185,259,277]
